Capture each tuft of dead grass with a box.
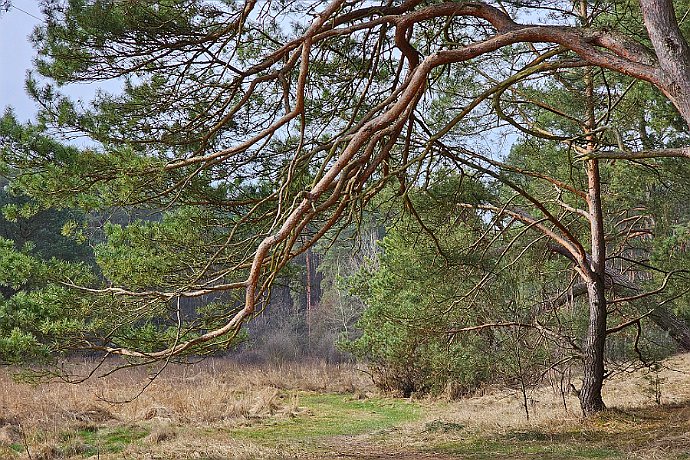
[0,424,21,445]
[144,420,177,445]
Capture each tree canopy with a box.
[1,0,690,415]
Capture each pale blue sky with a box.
[0,1,43,122]
[0,2,119,132]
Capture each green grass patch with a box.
[230,392,420,443]
[59,425,149,456]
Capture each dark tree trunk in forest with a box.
[649,307,690,351]
[306,248,313,337]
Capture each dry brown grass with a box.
[420,353,690,433]
[0,358,371,426]
[0,358,373,459]
[2,354,690,459]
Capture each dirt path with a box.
[311,432,462,459]
[313,445,461,459]
[324,452,460,459]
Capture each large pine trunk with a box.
[579,279,607,414]
[576,0,690,415]
[578,65,609,415]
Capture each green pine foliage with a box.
[342,228,494,396]
[341,175,560,397]
[0,237,95,363]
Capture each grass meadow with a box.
[2,354,690,459]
